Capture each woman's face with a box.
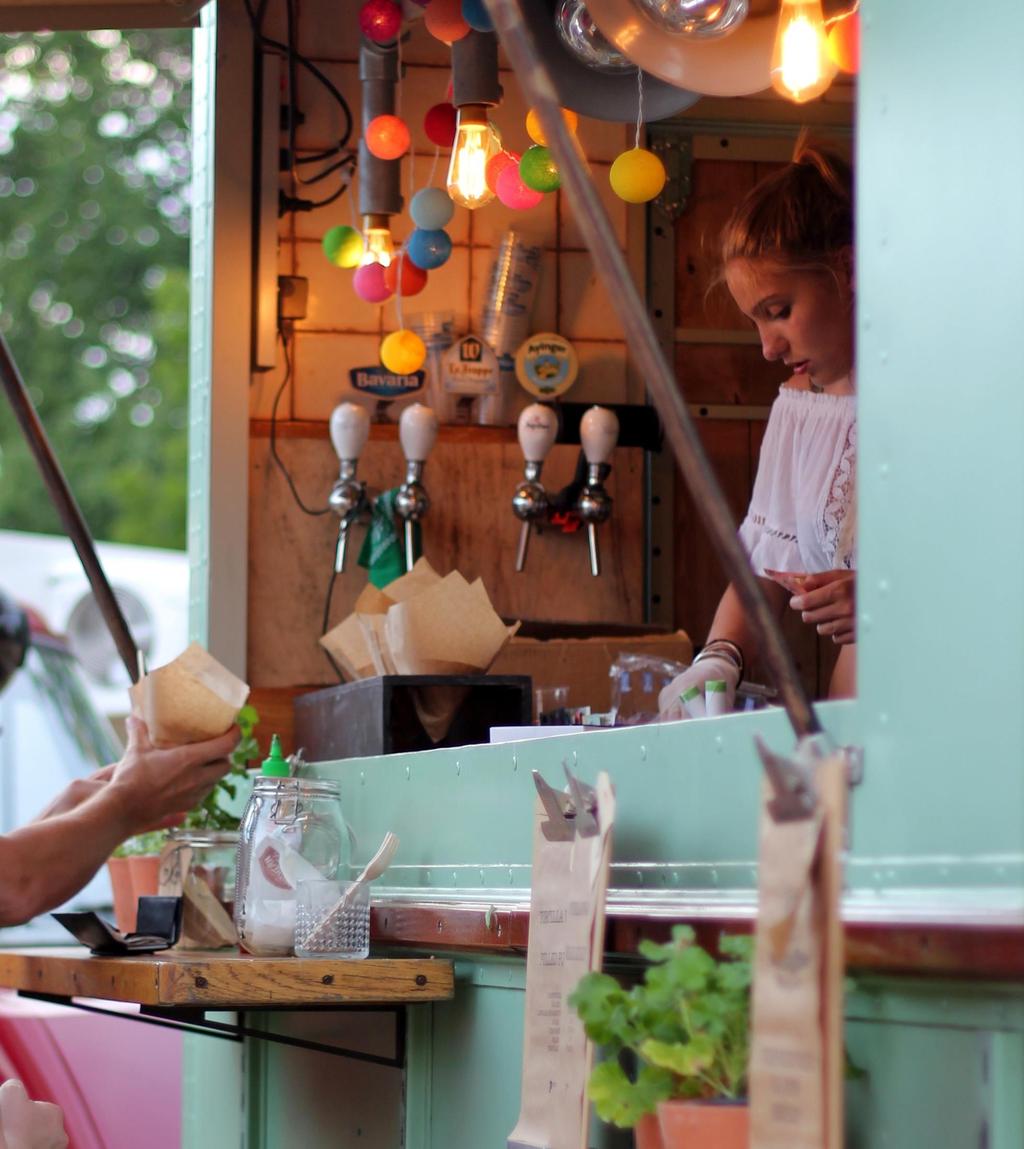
[725,256,854,388]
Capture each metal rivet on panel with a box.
[405,765,411,780]
[360,771,366,785]
[456,761,461,776]
[878,462,889,477]
[437,919,444,932]
[639,745,647,761]
[878,712,889,726]
[512,753,518,772]
[878,579,889,594]
[715,735,723,754]
[710,869,719,886]
[572,750,578,766]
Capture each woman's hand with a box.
[789,570,856,644]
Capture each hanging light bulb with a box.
[446,104,503,210]
[770,0,837,104]
[360,214,394,267]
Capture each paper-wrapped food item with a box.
[320,559,518,741]
[130,641,249,746]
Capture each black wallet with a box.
[53,896,183,955]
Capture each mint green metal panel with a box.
[310,699,1022,898]
[181,1023,244,1149]
[856,1,1024,859]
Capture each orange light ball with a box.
[365,114,411,160]
[425,0,470,43]
[827,10,859,74]
[525,106,578,147]
[380,329,427,376]
[383,253,428,297]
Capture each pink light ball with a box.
[495,163,543,211]
[425,0,470,43]
[380,329,427,376]
[423,102,458,148]
[365,114,411,160]
[353,263,394,304]
[485,150,519,193]
[410,187,454,230]
[383,253,429,297]
[359,0,402,43]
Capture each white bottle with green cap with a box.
[681,684,706,719]
[705,680,730,718]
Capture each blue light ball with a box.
[410,187,455,231]
[406,228,453,271]
[461,0,494,31]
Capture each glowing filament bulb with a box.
[361,216,394,267]
[446,105,503,210]
[770,0,836,104]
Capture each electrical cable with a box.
[320,565,346,680]
[269,325,332,517]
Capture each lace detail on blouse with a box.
[821,422,857,569]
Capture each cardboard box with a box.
[489,631,693,717]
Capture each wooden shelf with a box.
[0,947,453,1010]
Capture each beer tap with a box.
[512,403,558,572]
[576,405,619,576]
[327,402,371,573]
[395,403,439,572]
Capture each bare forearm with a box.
[704,579,788,670]
[0,788,135,926]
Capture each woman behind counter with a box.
[660,144,857,718]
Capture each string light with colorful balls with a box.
[353,262,394,304]
[519,146,560,194]
[461,0,494,32]
[359,0,402,43]
[485,150,519,194]
[365,113,411,161]
[525,106,578,148]
[609,74,666,205]
[322,225,364,269]
[405,227,453,271]
[425,0,470,43]
[424,102,458,149]
[826,7,859,73]
[383,253,429,298]
[380,328,427,375]
[410,187,455,231]
[496,163,543,211]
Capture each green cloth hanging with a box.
[357,487,420,588]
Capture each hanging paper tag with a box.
[508,772,615,1149]
[749,753,845,1149]
[515,333,579,399]
[441,334,499,395]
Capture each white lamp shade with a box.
[399,403,439,462]
[329,402,371,462]
[517,404,559,463]
[580,405,619,464]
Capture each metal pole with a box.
[485,0,821,741]
[0,332,140,684]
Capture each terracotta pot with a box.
[127,854,163,908]
[633,1112,666,1149]
[657,1099,749,1149]
[106,857,136,934]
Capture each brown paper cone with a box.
[410,684,472,743]
[320,614,377,681]
[129,641,248,746]
[382,556,442,602]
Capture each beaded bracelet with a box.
[694,637,745,683]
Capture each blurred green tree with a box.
[0,28,191,548]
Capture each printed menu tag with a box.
[749,753,846,1149]
[508,772,615,1149]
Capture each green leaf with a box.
[639,1034,716,1078]
[587,1061,673,1128]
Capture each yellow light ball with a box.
[380,329,426,376]
[525,106,578,147]
[609,147,666,204]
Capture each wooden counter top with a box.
[0,947,454,1009]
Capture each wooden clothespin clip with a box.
[754,733,832,822]
[532,770,575,841]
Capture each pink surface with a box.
[0,991,182,1149]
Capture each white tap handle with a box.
[580,405,619,465]
[329,402,371,462]
[517,403,559,464]
[399,403,439,463]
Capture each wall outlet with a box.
[278,275,309,321]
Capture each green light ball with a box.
[322,225,364,269]
[609,147,667,204]
[519,145,561,193]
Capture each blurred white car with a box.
[0,596,121,936]
[0,530,188,718]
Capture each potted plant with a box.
[569,925,752,1149]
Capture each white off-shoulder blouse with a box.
[739,385,857,574]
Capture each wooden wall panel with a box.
[247,433,646,687]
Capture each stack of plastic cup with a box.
[407,310,459,424]
[477,230,543,426]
